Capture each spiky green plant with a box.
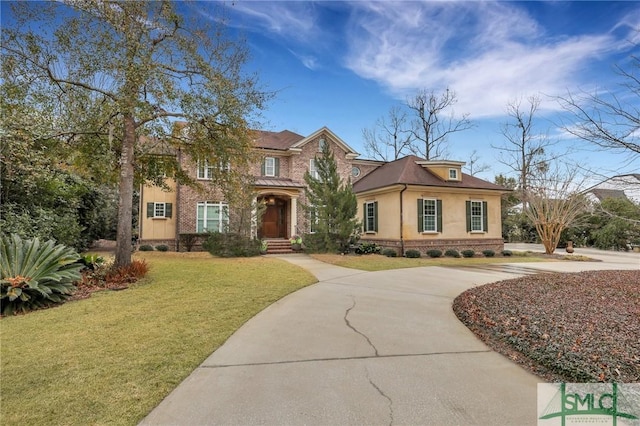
[1,234,82,315]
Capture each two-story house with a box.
[139,126,508,254]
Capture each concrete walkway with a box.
[140,246,638,425]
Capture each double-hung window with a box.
[309,159,320,180]
[196,202,229,233]
[197,160,214,180]
[418,199,441,232]
[262,157,279,177]
[363,201,378,233]
[466,200,488,233]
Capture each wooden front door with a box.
[261,202,286,238]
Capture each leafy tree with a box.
[591,198,640,250]
[2,1,267,267]
[303,142,360,253]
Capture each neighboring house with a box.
[139,127,508,254]
[583,174,640,204]
[352,156,508,255]
[139,126,380,250]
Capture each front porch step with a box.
[263,238,296,254]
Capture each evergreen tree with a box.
[303,142,360,252]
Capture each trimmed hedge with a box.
[138,244,154,251]
[426,249,442,258]
[461,249,475,258]
[482,249,495,257]
[405,249,421,258]
[502,250,513,257]
[155,244,169,252]
[444,249,461,258]
[382,248,397,257]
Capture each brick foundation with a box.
[360,238,505,256]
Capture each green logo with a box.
[538,383,640,425]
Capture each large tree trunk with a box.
[114,115,136,268]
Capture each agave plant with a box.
[1,234,82,315]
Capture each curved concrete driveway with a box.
[141,246,638,425]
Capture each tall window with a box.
[264,157,276,177]
[364,201,378,233]
[309,159,319,180]
[423,199,437,231]
[308,205,318,233]
[466,200,487,233]
[196,202,229,233]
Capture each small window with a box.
[352,166,361,178]
[146,202,172,219]
[196,201,229,233]
[318,138,326,152]
[449,168,458,180]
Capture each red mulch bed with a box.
[453,270,640,382]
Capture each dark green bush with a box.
[138,244,154,251]
[426,249,442,258]
[155,244,169,252]
[301,233,325,253]
[405,249,421,258]
[382,248,397,257]
[179,233,201,252]
[502,250,513,257]
[0,234,82,315]
[444,249,461,258]
[202,232,261,257]
[355,242,381,255]
[461,249,475,258]
[482,250,495,257]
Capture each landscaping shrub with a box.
[461,249,475,258]
[482,250,495,257]
[382,248,397,257]
[138,244,154,251]
[444,249,461,258]
[155,244,169,252]
[426,249,442,258]
[355,242,381,255]
[502,250,512,257]
[405,249,421,258]
[179,233,200,252]
[0,234,82,315]
[79,254,105,270]
[202,232,261,257]
[105,260,149,286]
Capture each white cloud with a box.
[226,2,318,40]
[343,2,621,118]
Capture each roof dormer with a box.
[414,160,465,182]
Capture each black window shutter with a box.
[275,158,280,177]
[437,199,443,232]
[165,203,172,219]
[466,201,471,232]
[482,201,488,232]
[417,199,424,232]
[147,202,154,218]
[362,203,366,231]
[374,201,378,232]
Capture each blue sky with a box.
[194,0,639,181]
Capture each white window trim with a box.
[352,166,361,178]
[422,198,437,233]
[196,201,229,233]
[318,138,326,152]
[309,159,319,180]
[365,201,376,234]
[449,168,459,180]
[153,202,166,218]
[197,160,214,180]
[265,157,276,177]
[470,200,484,233]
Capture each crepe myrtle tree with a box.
[523,161,589,254]
[2,1,269,267]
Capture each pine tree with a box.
[303,142,360,252]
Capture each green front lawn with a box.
[311,252,557,271]
[0,252,317,425]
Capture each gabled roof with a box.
[588,188,628,201]
[252,130,305,150]
[290,127,359,157]
[352,155,507,193]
